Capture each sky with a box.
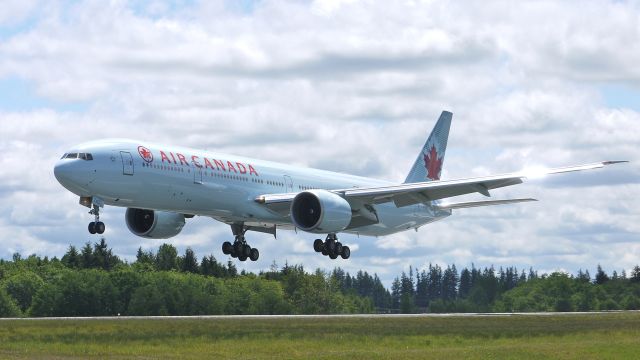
[0,0,638,285]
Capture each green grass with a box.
[1,312,639,359]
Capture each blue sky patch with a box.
[599,84,640,112]
[0,76,88,112]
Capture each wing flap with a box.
[434,198,537,210]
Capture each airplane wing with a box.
[255,161,626,212]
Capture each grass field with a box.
[1,312,639,359]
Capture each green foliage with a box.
[3,271,44,312]
[180,247,199,274]
[0,287,21,317]
[3,239,640,316]
[155,243,178,271]
[29,269,121,317]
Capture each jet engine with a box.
[125,208,185,239]
[290,190,352,233]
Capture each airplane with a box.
[53,111,626,262]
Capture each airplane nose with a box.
[54,160,71,185]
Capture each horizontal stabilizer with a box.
[434,198,537,210]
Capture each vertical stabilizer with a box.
[404,111,452,183]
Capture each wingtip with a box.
[603,160,629,165]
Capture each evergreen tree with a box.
[80,242,94,269]
[630,266,640,283]
[156,243,178,271]
[93,238,120,270]
[442,265,458,301]
[519,269,527,283]
[427,264,442,302]
[577,269,590,283]
[61,245,80,269]
[227,260,238,277]
[180,247,199,274]
[390,277,401,311]
[458,268,472,299]
[415,270,429,307]
[135,247,155,265]
[595,265,609,285]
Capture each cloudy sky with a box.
[1,0,638,284]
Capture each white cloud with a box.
[0,0,638,285]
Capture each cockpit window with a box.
[63,153,93,160]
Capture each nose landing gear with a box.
[88,204,105,234]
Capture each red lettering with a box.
[248,164,258,176]
[236,162,247,174]
[191,155,202,168]
[160,151,171,163]
[204,158,214,169]
[177,153,188,166]
[227,161,237,173]
[214,159,226,171]
[169,152,177,164]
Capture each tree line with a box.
[1,238,639,317]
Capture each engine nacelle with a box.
[290,190,352,233]
[125,208,185,239]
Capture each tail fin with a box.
[404,111,452,183]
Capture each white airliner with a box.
[54,111,625,262]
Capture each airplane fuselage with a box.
[54,139,450,238]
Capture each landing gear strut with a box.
[222,224,259,262]
[88,204,105,234]
[314,233,350,260]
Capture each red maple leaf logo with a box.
[138,146,153,163]
[423,145,442,180]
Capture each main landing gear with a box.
[88,204,105,234]
[314,233,350,260]
[222,224,259,262]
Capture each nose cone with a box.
[54,160,71,185]
[54,160,92,195]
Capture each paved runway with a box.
[2,310,637,321]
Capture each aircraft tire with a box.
[329,252,338,260]
[88,222,96,234]
[325,240,335,253]
[341,246,350,259]
[249,248,259,261]
[95,222,105,234]
[238,254,247,261]
[222,242,233,255]
[313,239,323,252]
[334,242,343,256]
[242,244,251,257]
[233,242,243,256]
